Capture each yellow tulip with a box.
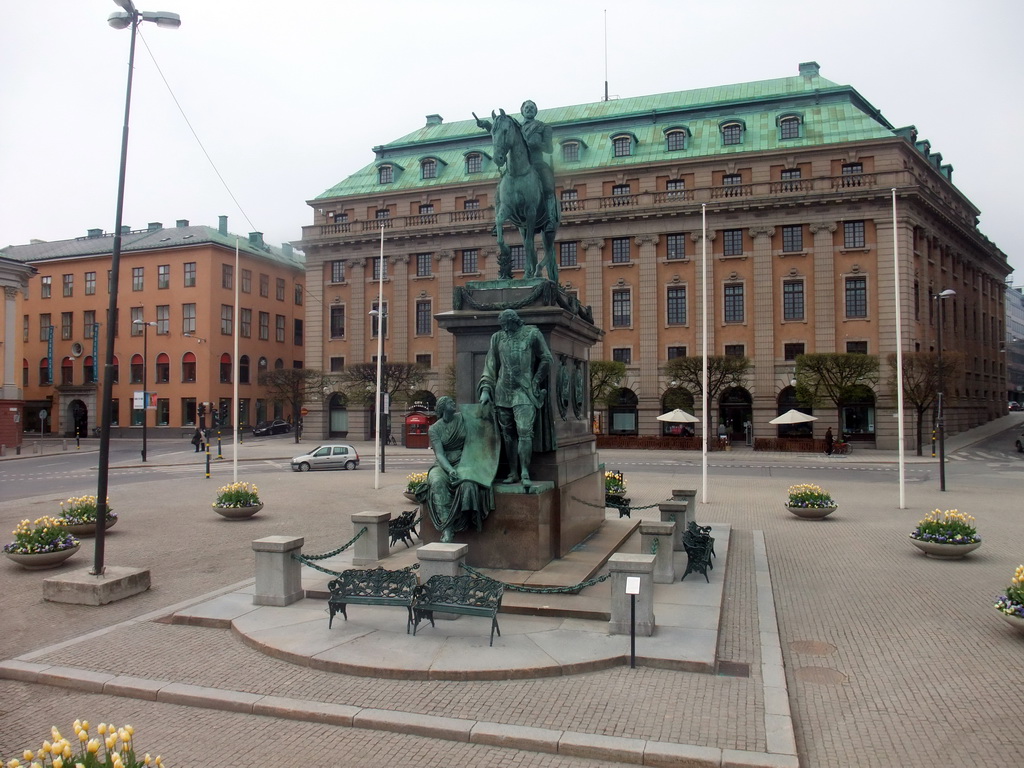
[8,759,22,768]
[105,735,116,750]
[86,740,100,754]
[23,752,34,762]
[41,743,51,754]
[97,724,106,735]
[53,758,63,768]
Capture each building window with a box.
[416,300,432,336]
[371,301,388,337]
[724,283,744,323]
[780,116,801,140]
[221,305,233,335]
[724,344,745,357]
[372,257,388,281]
[784,342,805,361]
[612,135,632,157]
[130,354,144,384]
[239,355,250,384]
[667,346,687,359]
[421,159,437,179]
[666,233,686,260]
[330,356,345,372]
[41,276,51,298]
[782,225,803,252]
[330,260,345,283]
[39,358,50,385]
[181,352,197,383]
[378,165,393,184]
[721,122,743,145]
[294,284,303,305]
[611,237,631,263]
[722,173,742,196]
[294,319,303,346]
[222,264,233,290]
[38,313,51,341]
[184,262,196,287]
[61,312,73,340]
[416,253,433,277]
[562,142,579,162]
[419,203,434,217]
[276,315,285,342]
[375,208,390,221]
[463,199,480,217]
[611,184,631,205]
[841,162,864,186]
[276,278,286,301]
[559,241,577,267]
[561,189,579,211]
[220,354,232,383]
[130,307,144,335]
[85,271,96,295]
[846,341,868,354]
[156,305,170,334]
[612,348,632,364]
[83,356,96,384]
[259,311,269,340]
[260,273,269,297]
[845,277,868,318]
[158,264,170,289]
[780,168,802,192]
[241,269,252,294]
[723,229,744,256]
[240,308,252,338]
[62,274,73,297]
[783,280,804,321]
[132,267,144,291]
[510,245,525,272]
[612,289,631,327]
[416,354,432,367]
[84,310,96,338]
[23,315,28,342]
[666,179,686,200]
[461,249,478,273]
[330,306,345,338]
[666,130,687,151]
[466,153,482,173]
[155,353,169,383]
[844,220,866,248]
[182,303,196,334]
[667,286,687,325]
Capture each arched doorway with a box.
[327,393,349,438]
[408,390,437,413]
[660,387,696,436]
[608,387,639,435]
[67,399,88,438]
[776,386,814,438]
[719,386,752,442]
[841,385,876,442]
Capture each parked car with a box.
[1009,402,1022,412]
[291,444,360,471]
[252,419,292,436]
[1016,433,1024,453]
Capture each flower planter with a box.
[6,544,81,570]
[786,504,837,519]
[403,491,420,503]
[909,538,981,559]
[213,502,263,520]
[997,611,1024,633]
[62,518,117,537]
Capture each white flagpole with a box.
[892,189,906,508]
[701,203,708,504]
[374,224,385,490]
[233,238,240,484]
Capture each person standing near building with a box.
[191,426,204,453]
[825,427,834,456]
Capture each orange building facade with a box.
[3,217,305,437]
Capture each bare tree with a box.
[663,355,751,405]
[589,360,626,431]
[258,368,336,443]
[336,362,428,408]
[887,351,963,455]
[795,353,879,427]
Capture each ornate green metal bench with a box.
[389,509,420,548]
[606,493,632,518]
[327,567,418,633]
[413,575,504,646]
[681,524,715,583]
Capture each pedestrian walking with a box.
[191,426,204,453]
[824,426,834,456]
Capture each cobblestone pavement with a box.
[2,427,1024,766]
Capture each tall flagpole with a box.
[892,189,906,508]
[232,238,240,484]
[701,203,708,504]
[374,224,385,490]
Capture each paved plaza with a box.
[1,424,1023,767]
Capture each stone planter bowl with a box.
[5,544,81,570]
[786,504,837,519]
[213,502,264,520]
[909,538,981,559]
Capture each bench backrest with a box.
[329,567,418,599]
[391,510,417,529]
[419,574,503,609]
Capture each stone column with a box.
[391,254,410,362]
[636,235,660,434]
[810,223,837,351]
[252,535,305,606]
[3,286,19,397]
[351,511,390,565]
[583,239,605,344]
[659,499,691,550]
[640,520,676,583]
[607,553,655,636]
[750,227,775,415]
[416,542,469,621]
[436,250,456,378]
[690,231,716,360]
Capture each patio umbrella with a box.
[656,408,701,423]
[768,409,818,425]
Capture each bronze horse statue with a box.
[488,110,560,282]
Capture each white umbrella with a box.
[769,409,818,425]
[656,408,700,423]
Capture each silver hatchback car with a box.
[291,444,360,471]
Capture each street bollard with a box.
[217,431,223,459]
[205,443,211,478]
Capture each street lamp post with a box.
[132,319,156,462]
[92,0,180,575]
[934,288,956,492]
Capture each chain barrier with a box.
[650,537,659,556]
[297,527,367,560]
[570,495,663,513]
[460,562,611,593]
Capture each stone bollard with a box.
[62,439,68,451]
[0,445,5,457]
[608,553,656,636]
[417,542,468,621]
[351,511,391,565]
[33,442,40,454]
[659,500,690,551]
[252,535,305,606]
[640,520,676,583]
[672,488,698,512]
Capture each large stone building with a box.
[2,217,305,437]
[299,62,1009,449]
[0,256,37,449]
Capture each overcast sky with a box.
[2,0,1022,275]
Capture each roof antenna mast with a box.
[603,9,609,102]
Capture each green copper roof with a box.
[316,65,899,200]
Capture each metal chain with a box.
[297,527,367,561]
[570,495,662,513]
[292,552,421,580]
[460,562,611,593]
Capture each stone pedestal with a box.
[252,536,304,606]
[659,500,691,551]
[417,543,468,621]
[42,566,151,606]
[608,554,655,636]
[640,520,676,583]
[351,511,390,565]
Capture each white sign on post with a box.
[133,391,145,409]
[625,576,641,595]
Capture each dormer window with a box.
[466,153,482,174]
[421,159,437,179]
[612,134,633,157]
[562,141,580,162]
[378,165,394,184]
[665,128,689,152]
[777,113,803,140]
[720,120,745,146]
